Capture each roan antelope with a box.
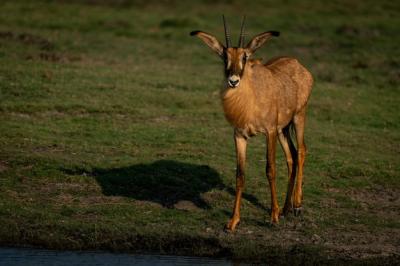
[190,16,313,231]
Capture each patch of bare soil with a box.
[0,31,54,50]
[324,228,400,260]
[354,187,399,202]
[55,193,164,209]
[0,31,83,63]
[173,200,201,211]
[133,200,163,209]
[56,0,134,8]
[75,195,126,205]
[27,181,101,198]
[336,25,381,38]
[0,161,9,172]
[321,186,400,259]
[25,52,82,63]
[348,186,400,216]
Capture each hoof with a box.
[269,220,279,227]
[269,214,280,226]
[293,207,303,217]
[224,226,234,233]
[270,208,280,224]
[280,207,291,217]
[224,219,240,232]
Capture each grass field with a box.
[0,0,399,264]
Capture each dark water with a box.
[0,248,232,266]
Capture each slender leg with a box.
[293,110,307,213]
[278,126,297,216]
[225,131,247,231]
[266,131,279,224]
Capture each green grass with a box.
[0,0,399,263]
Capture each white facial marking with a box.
[228,74,240,88]
[230,75,239,81]
[227,60,231,70]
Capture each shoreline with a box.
[1,234,399,265]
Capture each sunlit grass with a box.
[0,0,399,261]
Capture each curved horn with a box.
[222,15,231,48]
[238,15,246,47]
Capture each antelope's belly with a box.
[233,123,266,139]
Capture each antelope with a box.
[190,16,313,231]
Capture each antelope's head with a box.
[191,16,279,88]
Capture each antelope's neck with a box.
[221,74,256,131]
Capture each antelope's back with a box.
[265,56,313,112]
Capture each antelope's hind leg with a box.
[266,131,280,224]
[278,126,297,217]
[293,109,307,215]
[225,132,247,232]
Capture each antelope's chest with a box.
[222,90,265,137]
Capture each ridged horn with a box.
[238,15,246,47]
[222,15,231,48]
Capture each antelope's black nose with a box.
[231,80,239,86]
[228,79,239,87]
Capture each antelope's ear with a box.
[190,31,225,57]
[245,31,280,56]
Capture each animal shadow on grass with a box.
[63,160,222,209]
[62,160,267,211]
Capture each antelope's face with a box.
[224,48,248,88]
[190,16,280,89]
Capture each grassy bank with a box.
[0,0,399,263]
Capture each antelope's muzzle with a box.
[228,75,240,88]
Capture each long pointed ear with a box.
[190,31,225,57]
[245,31,280,55]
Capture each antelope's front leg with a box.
[225,132,247,232]
[267,131,279,224]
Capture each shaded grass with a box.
[0,0,399,263]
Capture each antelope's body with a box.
[191,16,313,231]
[222,56,312,137]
